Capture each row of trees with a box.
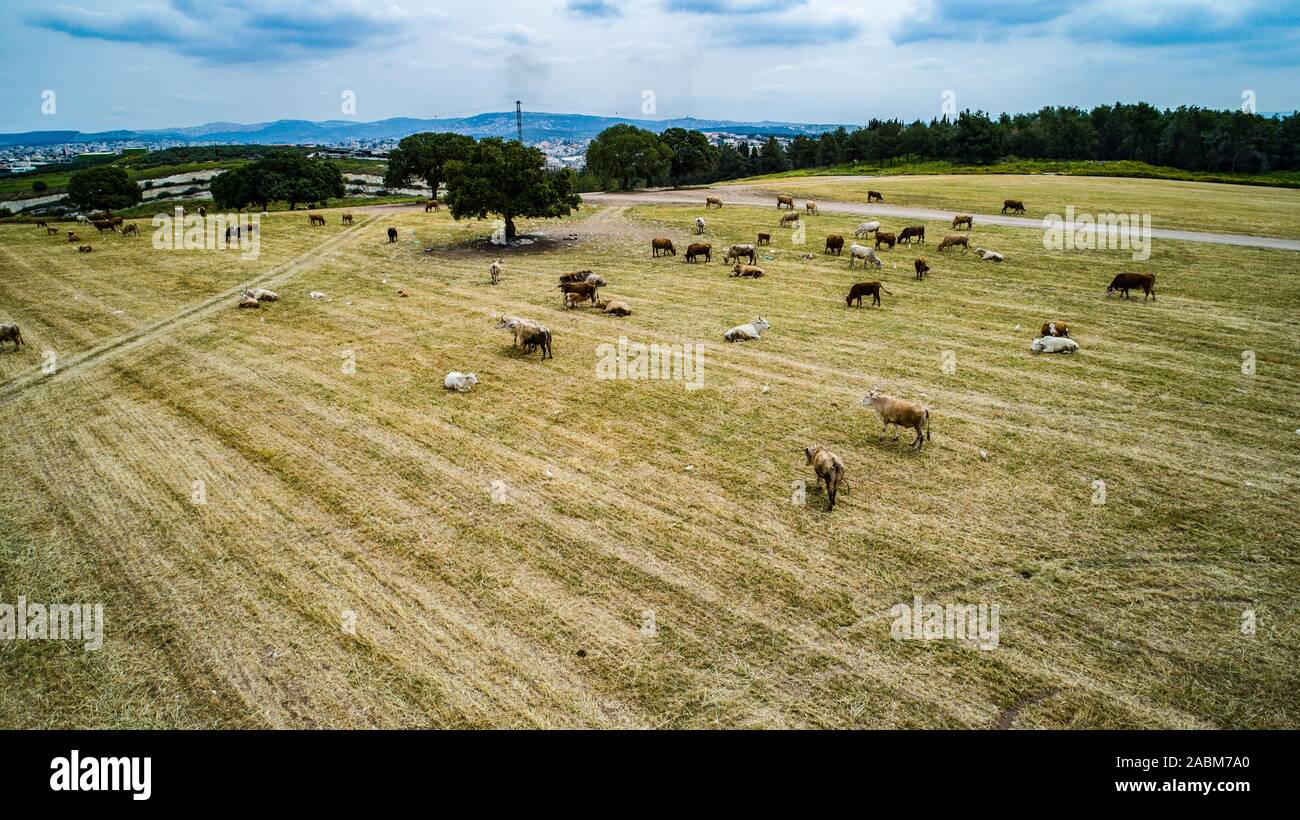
[580,104,1300,189]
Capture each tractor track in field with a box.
[583,185,1300,252]
[0,215,379,409]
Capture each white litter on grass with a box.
[979,450,989,461]
[762,385,770,394]
[382,279,388,284]
[544,468,554,479]
[685,465,694,471]
[1014,324,1021,332]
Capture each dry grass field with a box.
[745,173,1300,239]
[1,182,1298,728]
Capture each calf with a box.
[914,258,930,280]
[1040,321,1069,338]
[824,234,844,255]
[731,264,764,278]
[1106,272,1156,301]
[651,237,676,257]
[846,281,889,307]
[952,214,973,230]
[685,243,712,263]
[0,323,23,351]
[898,225,925,245]
[860,389,931,450]
[46,227,59,235]
[848,243,882,269]
[1001,199,1026,215]
[756,232,771,246]
[938,234,969,252]
[875,231,897,250]
[804,445,847,511]
[558,281,599,307]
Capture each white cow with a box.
[489,259,502,285]
[848,243,882,269]
[853,221,881,238]
[694,217,706,235]
[724,317,770,342]
[1030,336,1079,354]
[242,288,279,302]
[975,247,1004,262]
[444,371,479,391]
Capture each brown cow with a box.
[805,201,819,215]
[777,195,795,210]
[685,243,711,263]
[558,281,599,307]
[197,206,207,217]
[342,213,354,224]
[651,237,676,257]
[90,220,118,233]
[779,212,800,228]
[66,232,81,242]
[914,258,930,280]
[309,214,326,226]
[1106,272,1156,301]
[1002,199,1026,215]
[120,223,139,236]
[731,264,764,278]
[35,220,48,228]
[425,200,440,212]
[899,225,925,245]
[387,227,398,243]
[952,214,973,230]
[705,196,723,209]
[1040,321,1070,338]
[558,270,595,283]
[867,190,884,202]
[825,234,844,255]
[875,231,897,250]
[846,281,890,307]
[756,232,771,245]
[938,234,970,252]
[77,245,93,253]
[46,227,59,235]
[0,323,23,350]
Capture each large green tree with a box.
[658,127,718,184]
[209,150,343,210]
[584,124,673,190]
[757,136,791,174]
[383,132,475,196]
[443,138,582,241]
[67,166,141,212]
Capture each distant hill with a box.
[0,113,852,148]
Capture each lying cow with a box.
[731,264,764,278]
[444,372,478,392]
[974,247,1004,262]
[1031,336,1080,354]
[0,322,23,350]
[1040,321,1069,338]
[848,243,882,269]
[724,317,770,342]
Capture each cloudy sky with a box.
[1,0,1297,132]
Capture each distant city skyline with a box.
[1,0,1296,132]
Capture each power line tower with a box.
[515,101,523,143]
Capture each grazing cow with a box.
[952,214,973,230]
[1106,272,1156,301]
[120,223,139,236]
[805,201,819,215]
[779,212,800,228]
[685,243,712,263]
[444,372,478,392]
[90,220,118,234]
[1002,199,1026,215]
[309,214,326,226]
[731,264,764,278]
[387,227,398,243]
[1031,336,1080,354]
[489,259,502,285]
[861,389,931,450]
[46,227,59,235]
[723,317,770,342]
[705,196,723,209]
[756,232,771,246]
[914,258,930,280]
[695,216,706,235]
[854,221,881,238]
[875,231,897,250]
[496,315,552,358]
[848,243,882,269]
[35,220,47,229]
[938,234,970,252]
[342,213,354,225]
[825,234,844,255]
[974,247,1004,262]
[1040,321,1070,338]
[723,244,757,265]
[0,323,23,351]
[558,281,599,307]
[899,225,925,245]
[425,200,440,212]
[651,237,676,257]
[804,445,847,511]
[777,195,795,210]
[867,190,884,202]
[846,281,889,307]
[76,245,92,253]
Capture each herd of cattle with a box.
[2,189,1161,511]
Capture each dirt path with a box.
[584,186,1300,252]
[0,215,379,408]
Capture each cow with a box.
[899,225,925,245]
[757,232,771,246]
[35,220,47,229]
[1040,321,1070,338]
[846,281,890,307]
[76,245,93,253]
[848,243,882,269]
[805,201,819,215]
[938,234,970,252]
[0,323,23,351]
[724,317,770,342]
[387,227,398,243]
[342,213,354,225]
[695,216,706,235]
[1002,199,1026,215]
[723,244,757,265]
[952,214,973,230]
[685,243,712,263]
[975,247,1004,262]
[120,223,139,236]
[309,214,326,226]
[779,212,800,228]
[867,190,884,202]
[825,234,844,255]
[425,200,440,212]
[1106,272,1156,301]
[651,237,676,257]
[558,281,599,307]
[489,259,502,285]
[777,195,795,210]
[46,227,59,236]
[853,221,880,238]
[197,206,207,217]
[90,220,118,234]
[705,196,723,209]
[875,231,897,250]
[914,258,930,280]
[731,264,764,278]
[1031,336,1080,354]
[804,445,847,512]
